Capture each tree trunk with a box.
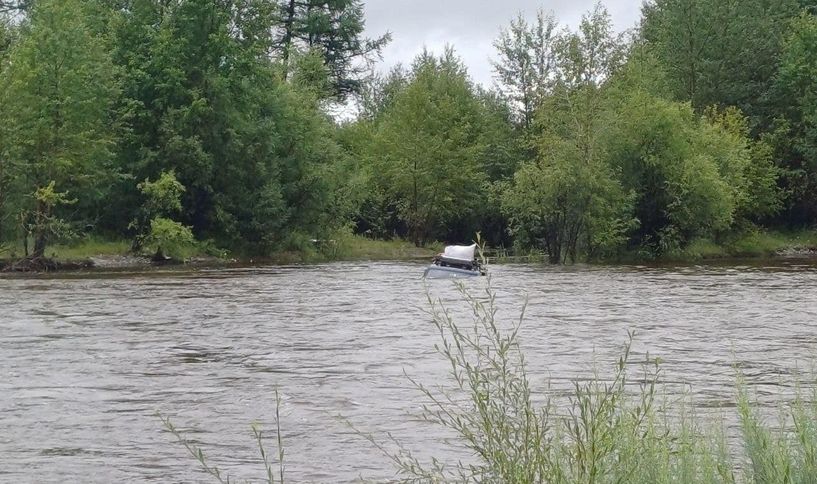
[545,226,561,264]
[31,198,48,259]
[0,190,4,244]
[32,231,47,259]
[281,0,297,79]
[548,247,560,264]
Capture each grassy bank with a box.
[0,236,219,271]
[1,234,439,270]
[46,237,132,259]
[331,235,439,261]
[484,230,817,265]
[2,229,815,271]
[669,229,817,261]
[246,234,439,264]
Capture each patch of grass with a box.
[46,236,131,260]
[49,235,228,262]
[727,231,787,257]
[661,229,817,261]
[327,234,438,261]
[726,229,817,258]
[0,236,132,261]
[256,233,439,264]
[487,247,549,263]
[677,238,728,260]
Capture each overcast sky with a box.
[361,0,644,87]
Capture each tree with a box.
[0,16,14,243]
[130,171,194,259]
[0,0,117,258]
[371,49,491,246]
[492,9,559,129]
[603,92,746,252]
[109,0,353,253]
[503,134,632,263]
[641,0,800,133]
[356,65,408,120]
[503,4,631,263]
[776,12,817,225]
[275,0,390,99]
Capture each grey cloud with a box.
[362,0,644,86]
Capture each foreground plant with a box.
[354,277,738,483]
[158,389,285,484]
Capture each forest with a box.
[1,0,816,264]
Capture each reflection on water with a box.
[2,259,817,482]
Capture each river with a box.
[2,260,817,482]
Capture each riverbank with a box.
[667,229,817,260]
[485,230,817,264]
[2,230,815,272]
[0,235,440,272]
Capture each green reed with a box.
[366,278,735,483]
[158,388,285,484]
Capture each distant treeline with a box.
[0,0,815,262]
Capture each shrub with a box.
[143,217,195,260]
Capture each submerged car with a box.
[423,243,487,278]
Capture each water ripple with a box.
[1,260,817,482]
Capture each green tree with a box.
[0,16,14,243]
[503,4,631,263]
[0,0,117,258]
[130,171,186,250]
[776,13,817,225]
[492,9,559,129]
[356,65,408,120]
[472,88,523,246]
[703,107,783,223]
[130,171,194,259]
[275,0,390,98]
[641,0,800,133]
[598,49,778,255]
[109,0,352,253]
[603,92,742,252]
[503,136,632,263]
[372,49,490,246]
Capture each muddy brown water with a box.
[2,260,817,482]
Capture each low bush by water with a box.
[162,277,817,483]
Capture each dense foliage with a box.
[1,0,816,261]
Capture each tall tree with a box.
[641,0,800,133]
[492,9,558,129]
[0,15,15,242]
[371,49,491,246]
[110,0,351,252]
[275,0,390,99]
[0,0,117,258]
[776,13,817,225]
[504,4,630,263]
[356,65,408,120]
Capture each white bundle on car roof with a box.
[442,243,477,262]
